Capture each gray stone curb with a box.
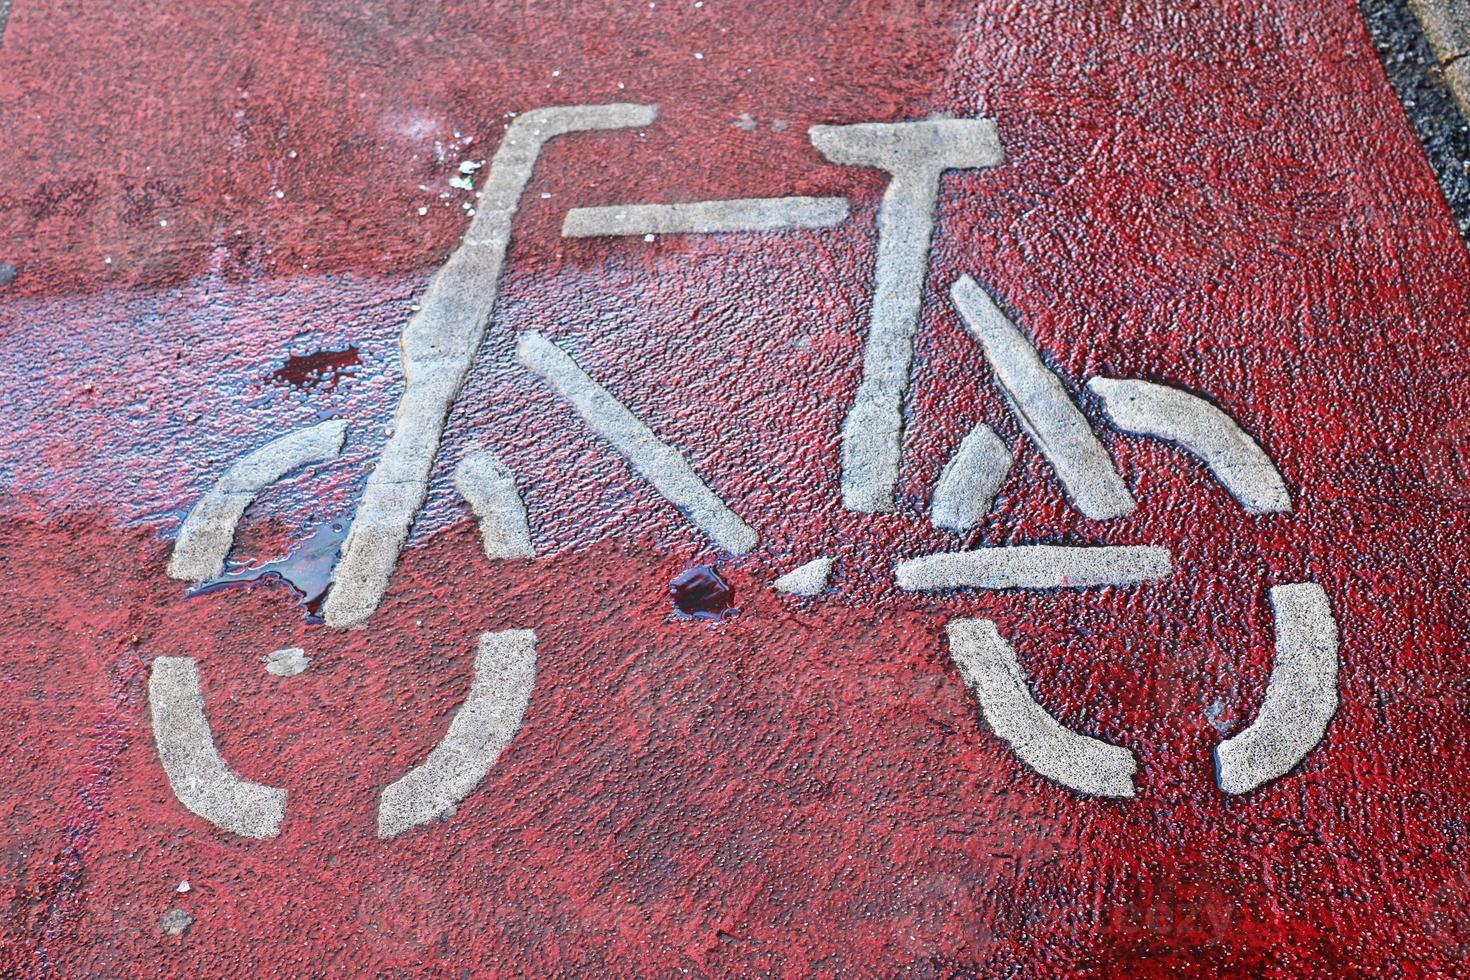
[1411,0,1470,114]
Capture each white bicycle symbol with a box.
[151,104,1339,840]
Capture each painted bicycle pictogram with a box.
[155,104,1339,840]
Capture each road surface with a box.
[2,0,1470,975]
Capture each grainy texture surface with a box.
[1,0,1469,976]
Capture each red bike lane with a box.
[2,0,1469,974]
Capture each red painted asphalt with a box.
[3,0,1470,974]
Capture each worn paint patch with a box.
[157,909,193,937]
[263,647,310,677]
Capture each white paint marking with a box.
[930,422,1010,532]
[1216,583,1339,794]
[168,420,347,582]
[773,556,834,596]
[149,657,286,839]
[1087,377,1291,514]
[325,104,657,628]
[949,275,1135,520]
[897,545,1171,591]
[516,331,759,555]
[263,647,310,677]
[454,450,535,559]
[159,909,193,936]
[808,117,1005,513]
[378,629,537,838]
[946,619,1137,798]
[562,196,849,237]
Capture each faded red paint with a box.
[2,0,1470,975]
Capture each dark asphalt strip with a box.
[1363,0,1470,242]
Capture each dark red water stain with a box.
[270,347,361,390]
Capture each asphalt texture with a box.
[1364,0,1470,239]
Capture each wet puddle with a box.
[189,518,350,620]
[670,565,737,620]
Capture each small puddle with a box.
[670,566,736,620]
[189,519,350,620]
